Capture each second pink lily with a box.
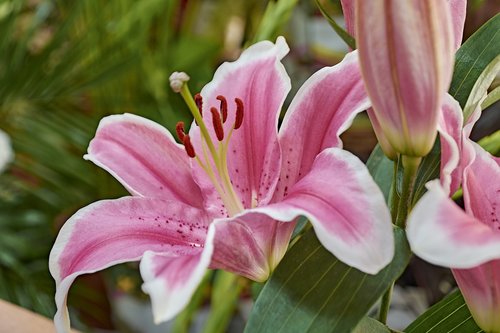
[408,102,500,332]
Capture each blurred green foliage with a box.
[0,0,299,329]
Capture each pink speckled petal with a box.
[86,114,204,208]
[49,197,209,333]
[462,142,500,228]
[247,148,394,274]
[276,51,370,199]
[140,225,214,324]
[190,37,290,211]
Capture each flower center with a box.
[170,72,245,217]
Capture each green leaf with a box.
[314,0,356,49]
[366,145,394,202]
[462,54,500,121]
[478,130,500,156]
[353,317,392,333]
[449,13,500,108]
[405,290,484,333]
[252,0,299,43]
[481,85,500,110]
[244,227,411,333]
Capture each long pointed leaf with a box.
[244,227,410,333]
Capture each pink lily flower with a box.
[341,0,462,158]
[49,37,394,332]
[408,99,500,332]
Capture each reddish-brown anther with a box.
[175,121,186,142]
[234,98,244,130]
[194,93,203,116]
[216,95,228,123]
[210,107,224,141]
[182,134,196,158]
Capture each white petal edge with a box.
[199,36,290,131]
[408,180,500,268]
[279,50,370,149]
[140,224,215,324]
[237,148,394,275]
[437,94,463,195]
[84,113,185,197]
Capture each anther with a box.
[194,93,203,116]
[216,95,228,123]
[176,121,186,142]
[210,107,224,141]
[234,98,244,130]
[182,134,196,158]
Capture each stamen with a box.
[234,98,244,130]
[175,121,186,142]
[182,134,196,158]
[210,107,224,141]
[194,93,203,116]
[216,95,228,123]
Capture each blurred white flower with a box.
[0,129,13,173]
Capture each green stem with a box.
[379,155,421,324]
[378,283,393,324]
[395,156,421,228]
[389,161,400,222]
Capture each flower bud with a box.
[356,0,455,157]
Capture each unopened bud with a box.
[169,72,190,93]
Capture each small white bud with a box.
[169,72,190,93]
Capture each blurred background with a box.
[0,0,498,332]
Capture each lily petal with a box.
[140,225,214,324]
[342,0,466,50]
[276,50,370,198]
[407,181,500,269]
[449,0,467,49]
[340,0,355,37]
[190,37,290,208]
[438,94,464,195]
[209,217,271,282]
[85,114,204,208]
[49,197,209,333]
[462,142,500,227]
[453,260,500,333]
[248,148,394,274]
